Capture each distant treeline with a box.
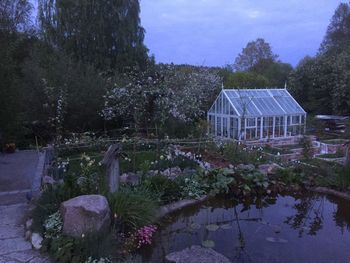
[0,0,349,146]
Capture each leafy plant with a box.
[44,211,63,239]
[198,169,235,196]
[299,136,313,160]
[143,175,182,204]
[179,176,207,199]
[32,184,74,233]
[45,233,113,263]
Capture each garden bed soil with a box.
[178,146,231,168]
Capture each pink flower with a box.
[136,225,158,248]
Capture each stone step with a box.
[0,238,32,256]
[0,191,30,206]
[0,203,28,226]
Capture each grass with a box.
[321,139,348,145]
[108,189,158,231]
[317,152,345,158]
[263,146,293,155]
[277,144,303,150]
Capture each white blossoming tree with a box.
[101,64,222,132]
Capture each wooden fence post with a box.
[345,141,350,168]
[102,144,122,193]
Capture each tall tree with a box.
[320,2,350,54]
[233,38,278,72]
[0,0,33,144]
[38,0,148,70]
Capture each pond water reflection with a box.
[141,193,350,263]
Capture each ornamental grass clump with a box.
[108,190,158,231]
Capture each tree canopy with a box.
[320,2,350,54]
[289,2,350,115]
[233,38,278,72]
[38,0,149,70]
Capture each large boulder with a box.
[60,195,111,237]
[166,245,231,263]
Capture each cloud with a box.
[141,0,342,67]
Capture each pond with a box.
[141,193,350,263]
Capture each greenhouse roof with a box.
[222,89,306,117]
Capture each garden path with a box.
[0,151,51,263]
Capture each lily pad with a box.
[206,224,219,231]
[202,240,215,248]
[266,237,288,243]
[220,224,232,230]
[190,223,201,230]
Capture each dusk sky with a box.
[140,0,343,67]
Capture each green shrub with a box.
[299,136,313,159]
[44,233,113,263]
[222,142,264,165]
[178,175,207,199]
[335,167,350,190]
[32,184,74,233]
[275,168,305,185]
[108,190,158,231]
[197,169,235,196]
[143,175,182,205]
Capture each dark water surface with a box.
[141,193,350,263]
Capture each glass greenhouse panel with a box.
[275,97,305,114]
[252,97,285,116]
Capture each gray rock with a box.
[237,164,255,171]
[182,168,197,176]
[258,163,283,175]
[162,167,182,179]
[60,195,111,237]
[120,172,141,185]
[25,230,31,241]
[42,176,55,185]
[25,219,33,230]
[166,245,231,263]
[30,233,43,250]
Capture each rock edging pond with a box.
[157,195,209,218]
[312,187,350,202]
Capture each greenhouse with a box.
[207,89,307,141]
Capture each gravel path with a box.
[0,151,51,263]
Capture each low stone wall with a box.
[312,187,350,202]
[157,196,208,218]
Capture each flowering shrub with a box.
[77,153,100,194]
[136,225,157,248]
[44,211,63,239]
